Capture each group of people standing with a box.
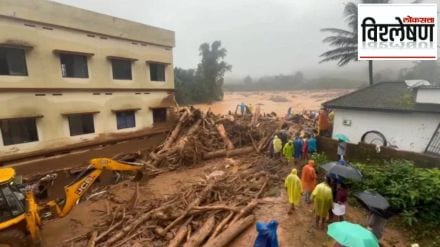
[284,160,349,229]
[270,125,317,164]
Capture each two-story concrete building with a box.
[0,0,176,161]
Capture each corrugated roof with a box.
[323,81,440,113]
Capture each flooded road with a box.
[193,89,352,116]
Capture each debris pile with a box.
[69,160,273,247]
[50,107,319,247]
[125,107,280,171]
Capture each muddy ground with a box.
[193,89,352,116]
[41,155,408,247]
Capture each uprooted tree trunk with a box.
[202,147,254,160]
[204,215,256,247]
[105,199,177,245]
[167,217,193,247]
[216,124,234,150]
[160,181,216,236]
[183,215,216,247]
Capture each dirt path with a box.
[41,157,408,247]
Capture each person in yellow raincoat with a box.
[284,168,302,213]
[312,176,333,229]
[282,140,293,163]
[273,135,282,158]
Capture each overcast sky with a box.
[52,0,438,79]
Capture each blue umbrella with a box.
[334,133,349,142]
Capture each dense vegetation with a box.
[312,153,440,244]
[352,160,440,228]
[175,41,231,104]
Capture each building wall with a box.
[0,91,172,156]
[333,109,440,153]
[0,0,174,47]
[0,17,174,89]
[416,88,440,104]
[0,0,175,160]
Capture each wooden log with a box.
[255,174,268,199]
[203,149,226,160]
[208,212,234,241]
[248,134,258,151]
[105,198,178,245]
[162,110,190,149]
[174,119,202,151]
[216,124,234,150]
[63,232,89,244]
[231,200,258,224]
[183,215,216,247]
[160,181,216,236]
[167,217,193,247]
[129,183,139,210]
[204,215,256,247]
[191,205,239,213]
[96,221,123,242]
[203,146,254,160]
[87,231,98,247]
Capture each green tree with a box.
[320,0,389,86]
[174,67,197,104]
[196,41,232,101]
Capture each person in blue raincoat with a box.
[308,134,317,154]
[254,220,279,247]
[293,133,303,164]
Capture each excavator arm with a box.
[45,158,143,217]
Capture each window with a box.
[116,111,136,129]
[68,114,95,136]
[0,118,38,145]
[111,59,132,80]
[152,108,167,123]
[60,54,88,78]
[0,47,28,76]
[149,63,165,81]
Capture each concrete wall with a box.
[416,88,440,104]
[0,17,174,90]
[333,109,440,153]
[317,136,440,169]
[0,91,172,157]
[0,0,175,160]
[0,0,174,47]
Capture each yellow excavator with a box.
[0,158,144,246]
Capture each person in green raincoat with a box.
[272,135,282,158]
[282,140,293,163]
[284,168,302,213]
[312,176,333,229]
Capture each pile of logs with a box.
[72,167,269,247]
[138,107,279,170]
[62,107,318,247]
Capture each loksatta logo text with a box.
[358,4,437,60]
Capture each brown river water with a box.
[193,89,352,116]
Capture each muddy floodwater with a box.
[193,89,352,116]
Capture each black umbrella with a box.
[321,162,363,181]
[355,191,393,219]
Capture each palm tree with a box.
[320,0,390,86]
